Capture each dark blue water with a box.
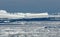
[0,0,60,14]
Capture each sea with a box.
[0,0,60,37]
[0,8,60,37]
[0,20,60,37]
[0,10,60,37]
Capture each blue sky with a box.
[0,0,60,13]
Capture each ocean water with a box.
[0,10,60,37]
[0,21,60,37]
[0,0,60,37]
[0,0,60,14]
[1,8,60,15]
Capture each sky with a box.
[0,0,60,13]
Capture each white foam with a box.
[0,10,48,19]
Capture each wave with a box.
[0,10,48,19]
[0,10,60,23]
